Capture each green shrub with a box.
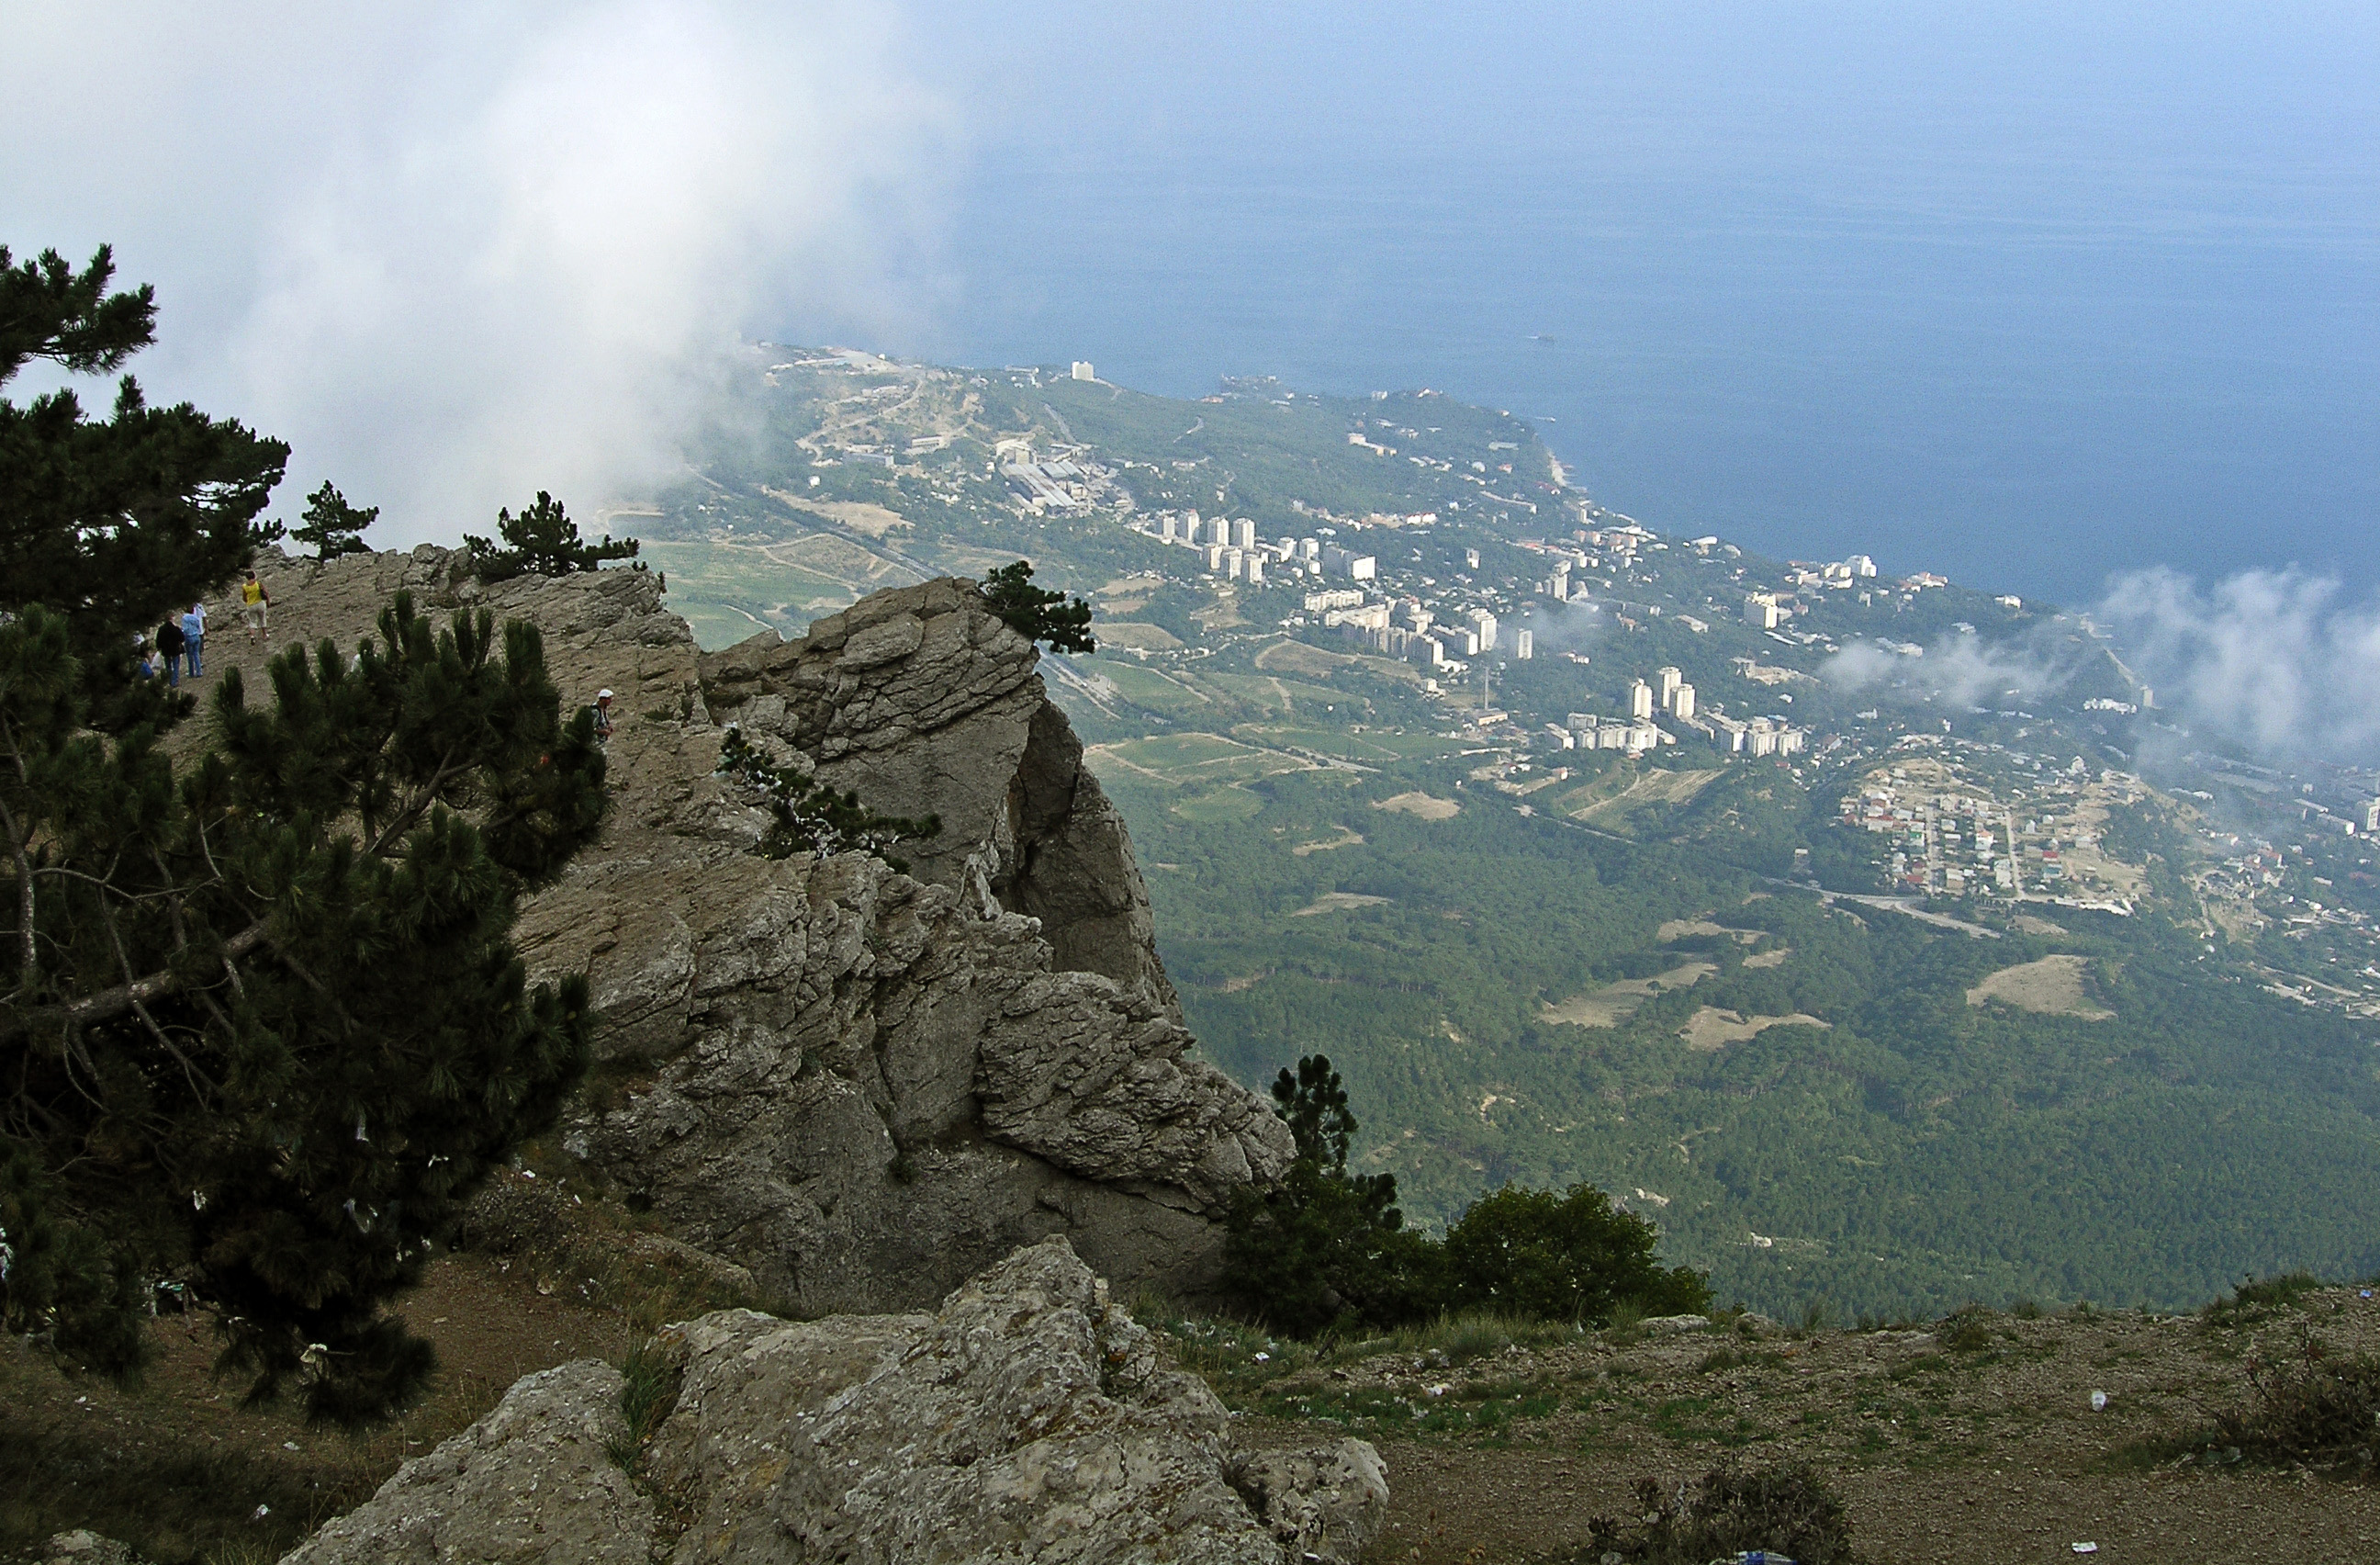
[2210,1352,2380,1470]
[1220,1056,1443,1334]
[1443,1181,1711,1324]
[1583,1461,1857,1564]
[1940,1305,1997,1352]
[1221,1056,1708,1336]
[2203,1271,2325,1329]
[464,490,637,581]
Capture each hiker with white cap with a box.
[593,688,614,740]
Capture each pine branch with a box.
[0,919,271,1043]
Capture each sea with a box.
[872,6,2379,609]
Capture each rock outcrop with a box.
[241,551,1291,1312]
[280,1240,1382,1565]
[699,579,1173,1007]
[279,1361,657,1565]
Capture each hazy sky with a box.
[6,3,2376,756]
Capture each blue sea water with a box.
[878,4,2380,607]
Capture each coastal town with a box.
[649,346,2380,1015]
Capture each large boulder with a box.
[241,554,1290,1313]
[278,1361,656,1565]
[277,1239,1386,1565]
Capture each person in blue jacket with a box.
[180,602,207,679]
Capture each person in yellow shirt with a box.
[241,569,271,646]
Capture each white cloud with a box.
[1822,631,2061,710]
[3,3,952,545]
[2098,567,2380,765]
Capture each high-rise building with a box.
[1243,554,1264,584]
[1466,609,1499,651]
[1672,684,1696,722]
[1157,515,1178,543]
[1656,666,1683,710]
[1629,679,1655,720]
[1745,594,1782,630]
[1297,537,1321,562]
[1223,547,1245,580]
[1205,516,1231,547]
[1230,518,1256,550]
[1321,546,1376,580]
[1071,361,1095,381]
[1513,629,1533,659]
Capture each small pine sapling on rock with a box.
[290,479,377,558]
[464,490,638,582]
[979,560,1095,654]
[713,725,939,870]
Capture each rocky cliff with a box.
[281,1238,1385,1565]
[241,551,1293,1312]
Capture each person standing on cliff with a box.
[240,569,271,647]
[592,688,614,741]
[180,602,207,679]
[154,616,185,687]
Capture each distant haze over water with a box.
[892,4,2379,609]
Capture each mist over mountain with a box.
[3,2,954,541]
[9,4,2370,764]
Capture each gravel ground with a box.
[1205,1286,2380,1563]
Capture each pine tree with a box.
[980,561,1095,654]
[1220,1055,1442,1334]
[290,479,377,558]
[0,596,606,1423]
[0,246,286,686]
[0,242,610,1424]
[463,490,637,582]
[713,725,938,871]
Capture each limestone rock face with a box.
[281,1240,1386,1565]
[277,1361,657,1565]
[241,553,1288,1312]
[699,580,1173,1008]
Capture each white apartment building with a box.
[1321,546,1377,580]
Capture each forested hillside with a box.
[1095,751,2380,1317]
[631,346,2380,1321]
